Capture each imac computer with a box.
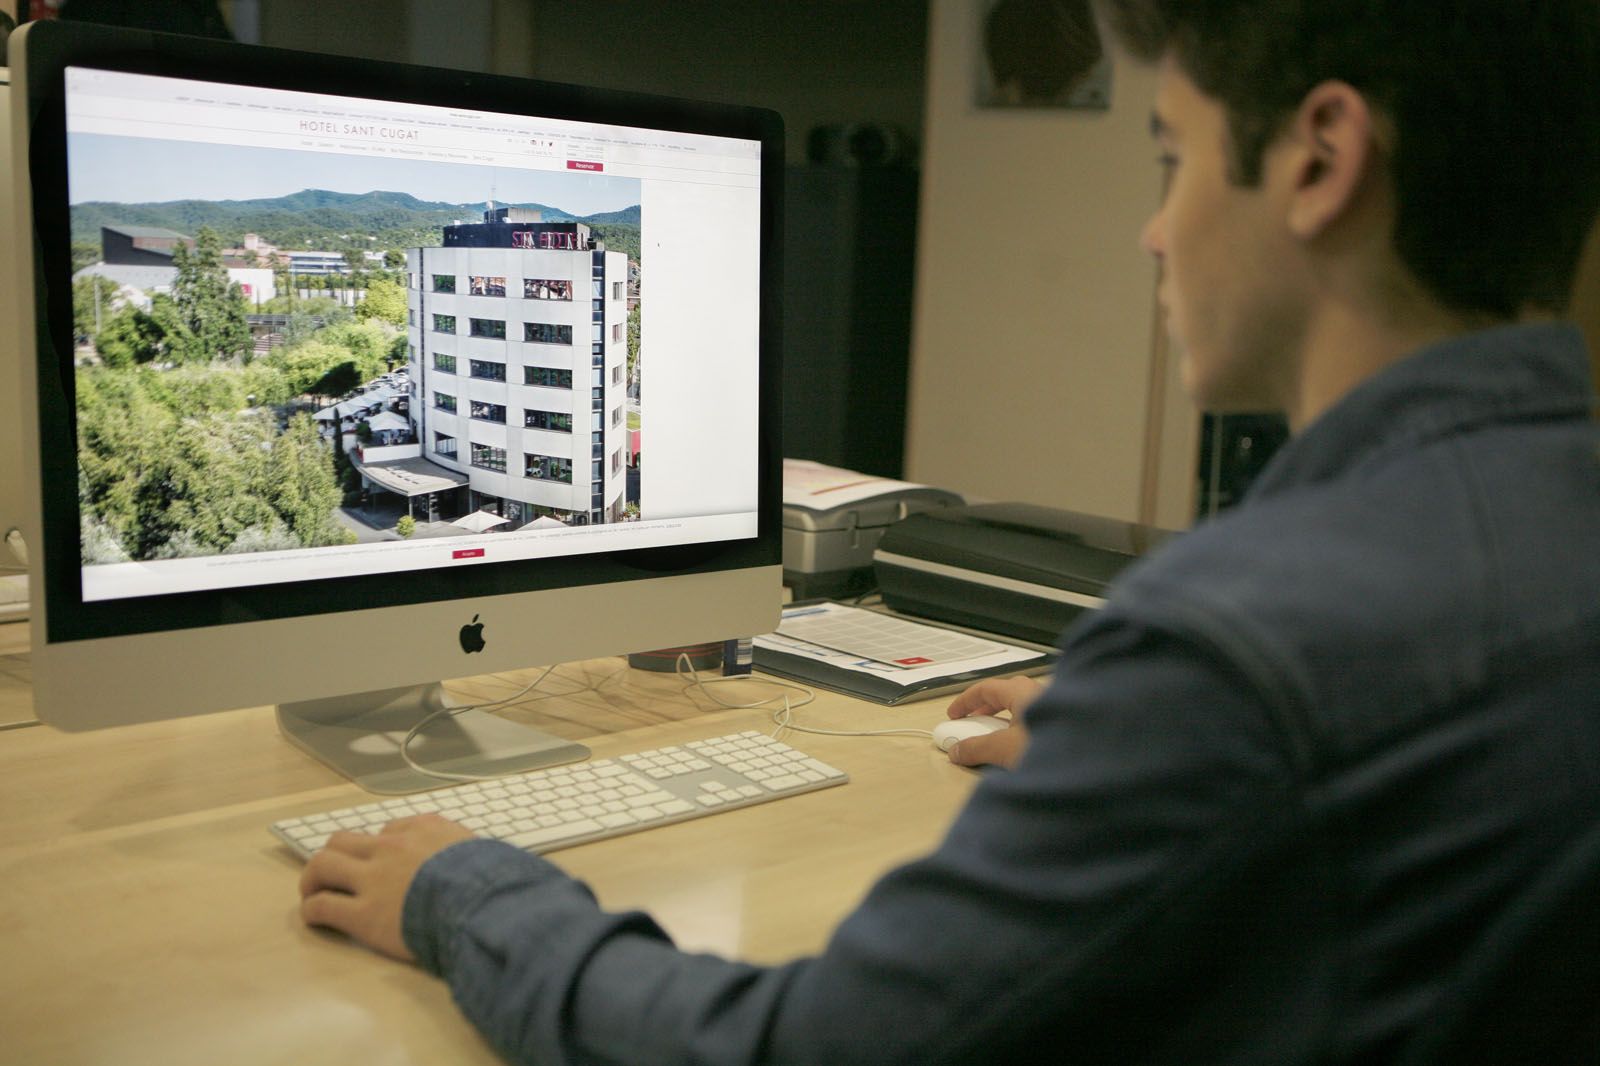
[4,21,783,792]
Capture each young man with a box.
[299,3,1600,1062]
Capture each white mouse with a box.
[931,714,1009,752]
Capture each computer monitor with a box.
[5,20,783,792]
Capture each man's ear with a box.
[1283,80,1378,239]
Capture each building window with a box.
[407,308,415,325]
[612,281,622,300]
[432,274,456,294]
[612,322,623,343]
[469,400,507,423]
[434,432,457,459]
[524,322,573,345]
[469,318,507,339]
[612,449,622,475]
[612,365,623,385]
[432,313,456,334]
[471,442,507,472]
[611,406,623,428]
[525,453,572,483]
[469,359,506,381]
[524,278,573,301]
[434,392,457,413]
[524,409,573,432]
[524,366,573,389]
[433,353,456,374]
[407,272,415,290]
[468,275,506,297]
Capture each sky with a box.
[66,133,640,216]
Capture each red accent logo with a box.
[895,656,933,665]
[453,548,485,559]
[567,160,603,171]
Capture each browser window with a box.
[64,67,763,602]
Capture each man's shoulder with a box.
[1095,428,1600,741]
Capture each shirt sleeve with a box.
[402,611,1304,1066]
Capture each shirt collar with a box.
[1245,321,1597,500]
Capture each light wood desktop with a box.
[0,622,981,1066]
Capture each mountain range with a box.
[70,188,642,256]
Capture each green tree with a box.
[94,305,169,368]
[319,319,393,381]
[266,414,349,547]
[356,275,407,327]
[169,227,250,362]
[157,414,279,555]
[626,301,641,387]
[313,361,363,399]
[239,362,294,408]
[396,514,416,539]
[72,275,122,342]
[71,241,102,273]
[269,340,350,396]
[383,249,406,270]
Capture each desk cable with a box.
[397,664,565,783]
[397,653,939,783]
[672,653,935,743]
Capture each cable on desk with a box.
[398,665,562,782]
[673,653,934,742]
[398,650,937,784]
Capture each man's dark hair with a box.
[1098,1,1600,317]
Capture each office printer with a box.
[873,503,1174,645]
[782,460,963,598]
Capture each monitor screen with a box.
[7,21,782,788]
[63,64,762,604]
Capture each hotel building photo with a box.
[406,207,631,528]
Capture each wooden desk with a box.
[0,646,978,1066]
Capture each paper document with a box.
[778,602,1009,667]
[782,459,937,510]
[759,602,1042,689]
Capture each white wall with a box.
[905,0,1198,529]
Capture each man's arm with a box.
[304,612,1302,1065]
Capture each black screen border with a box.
[17,20,784,645]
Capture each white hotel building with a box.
[406,208,630,527]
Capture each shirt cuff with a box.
[401,837,575,976]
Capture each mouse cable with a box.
[673,653,934,742]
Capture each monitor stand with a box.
[277,682,589,795]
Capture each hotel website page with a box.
[62,67,763,602]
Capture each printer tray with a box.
[873,503,1172,645]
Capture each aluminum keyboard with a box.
[271,730,848,860]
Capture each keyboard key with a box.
[506,819,604,849]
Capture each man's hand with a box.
[943,676,1045,769]
[299,813,475,961]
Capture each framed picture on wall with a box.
[977,0,1111,110]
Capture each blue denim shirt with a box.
[404,321,1600,1065]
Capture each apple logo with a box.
[459,613,486,654]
